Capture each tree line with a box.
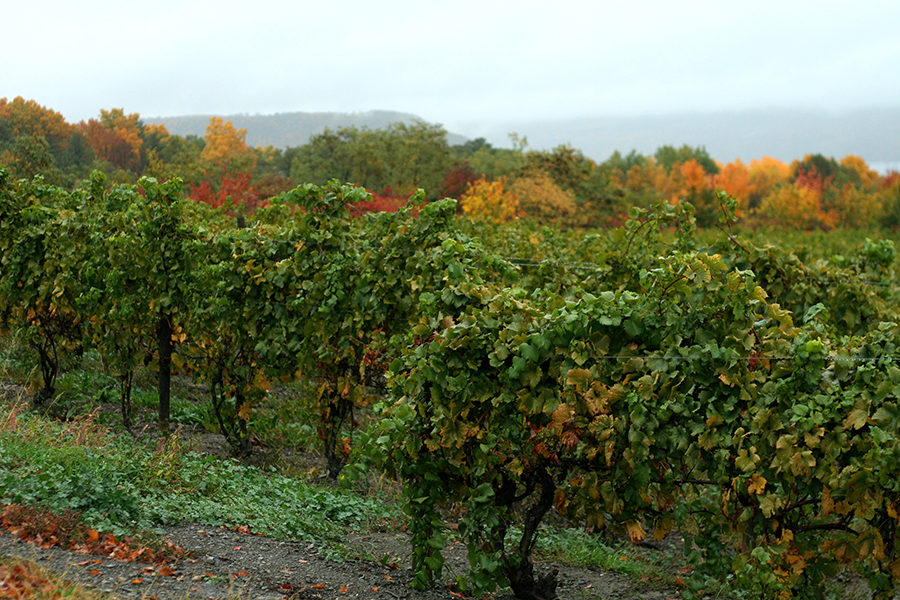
[3,96,899,231]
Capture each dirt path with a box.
[0,521,682,600]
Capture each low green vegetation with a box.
[0,392,399,544]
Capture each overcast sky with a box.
[4,0,900,136]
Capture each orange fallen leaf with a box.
[232,546,242,550]
[370,587,380,592]
[90,569,101,576]
[235,570,250,577]
[312,584,326,589]
[87,530,100,543]
[159,566,176,577]
[131,578,143,584]
[340,584,349,593]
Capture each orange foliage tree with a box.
[79,109,143,172]
[712,159,753,216]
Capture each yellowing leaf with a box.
[653,517,674,542]
[844,407,869,430]
[566,368,593,390]
[625,521,647,544]
[748,474,767,495]
[821,487,834,517]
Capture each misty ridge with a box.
[145,107,900,169]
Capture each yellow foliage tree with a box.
[748,157,791,208]
[757,183,836,230]
[200,117,257,177]
[829,183,885,228]
[460,178,518,223]
[509,170,579,225]
[0,96,74,150]
[840,155,880,189]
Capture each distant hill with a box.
[467,107,900,166]
[144,110,470,148]
[146,107,900,170]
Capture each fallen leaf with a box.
[87,529,100,543]
[232,546,242,550]
[159,566,176,577]
[340,584,349,593]
[370,587,380,592]
[312,584,326,589]
[90,569,101,576]
[131,578,143,584]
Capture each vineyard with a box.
[3,166,900,600]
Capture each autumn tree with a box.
[0,97,92,185]
[437,163,481,204]
[711,158,753,215]
[839,154,881,189]
[756,182,832,229]
[747,156,791,209]
[199,117,257,178]
[460,177,518,223]
[509,170,579,226]
[79,109,144,173]
[0,97,74,153]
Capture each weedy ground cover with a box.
[0,335,667,590]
